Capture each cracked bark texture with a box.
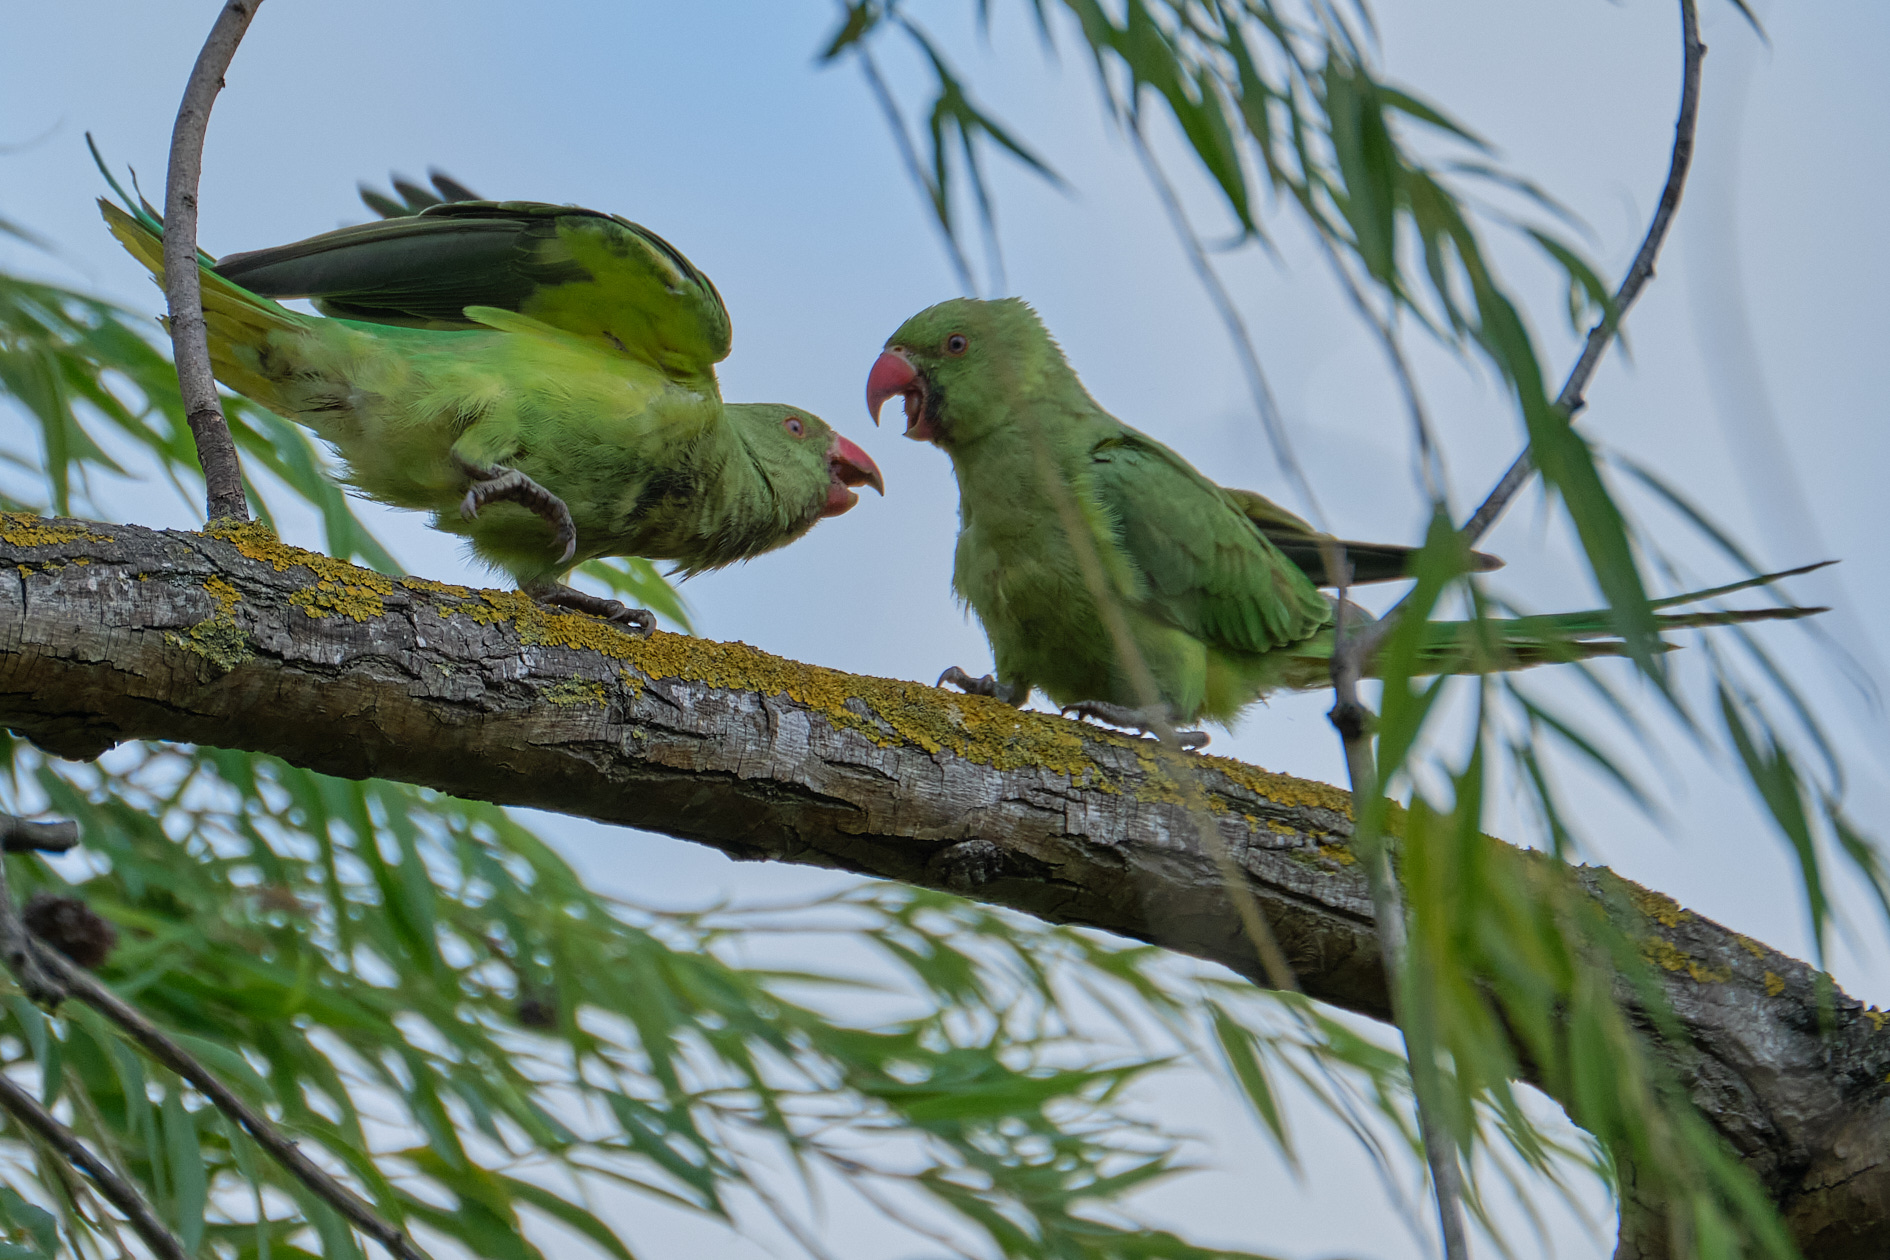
[0,516,1884,1257]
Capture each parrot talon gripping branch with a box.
[867,297,1826,730]
[1060,701,1212,751]
[936,665,1026,705]
[101,176,885,627]
[522,581,657,634]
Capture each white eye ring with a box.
[945,334,968,356]
[783,416,805,437]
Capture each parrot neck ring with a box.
[866,349,937,442]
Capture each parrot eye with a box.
[783,415,805,437]
[945,334,969,356]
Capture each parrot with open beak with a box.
[104,174,882,631]
[869,296,1822,748]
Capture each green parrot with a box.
[866,297,1823,748]
[102,176,882,630]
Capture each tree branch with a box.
[164,0,260,524]
[1459,0,1705,547]
[0,816,77,855]
[0,516,1884,1255]
[0,1071,190,1260]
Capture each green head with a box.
[724,403,885,524]
[865,297,1072,448]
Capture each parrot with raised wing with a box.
[866,297,1823,748]
[102,174,881,630]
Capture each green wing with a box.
[1220,487,1503,585]
[1088,432,1333,655]
[212,200,731,389]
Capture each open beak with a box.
[866,349,936,441]
[822,432,885,518]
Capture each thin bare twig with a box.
[30,943,430,1260]
[1309,232,1447,508]
[0,815,78,855]
[0,838,63,1006]
[164,0,260,524]
[1458,0,1705,547]
[855,46,981,297]
[1127,117,1328,527]
[0,1071,190,1260]
[1324,553,1471,1260]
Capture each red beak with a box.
[822,432,885,518]
[866,349,935,440]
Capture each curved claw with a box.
[937,666,978,691]
[608,605,657,634]
[457,460,579,563]
[937,667,1025,706]
[1058,700,1210,751]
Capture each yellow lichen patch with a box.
[1641,935,1730,984]
[1735,934,1768,959]
[1866,1010,1888,1032]
[1208,758,1355,814]
[206,520,394,622]
[202,576,242,616]
[1127,744,1201,806]
[1763,971,1785,997]
[399,575,473,599]
[166,575,251,670]
[1627,885,1692,929]
[0,514,107,548]
[290,579,389,622]
[541,679,608,708]
[1316,842,1357,867]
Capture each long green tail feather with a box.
[1402,602,1826,677]
[1391,562,1831,678]
[98,199,311,414]
[1267,565,1830,689]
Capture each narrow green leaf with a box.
[163,1091,206,1256]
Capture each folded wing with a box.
[1087,433,1334,655]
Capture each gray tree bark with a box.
[0,515,1883,1257]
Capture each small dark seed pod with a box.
[22,894,118,970]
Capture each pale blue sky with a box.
[3,3,1886,1257]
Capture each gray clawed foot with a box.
[937,667,1026,706]
[1059,700,1210,751]
[456,457,579,564]
[523,581,656,635]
